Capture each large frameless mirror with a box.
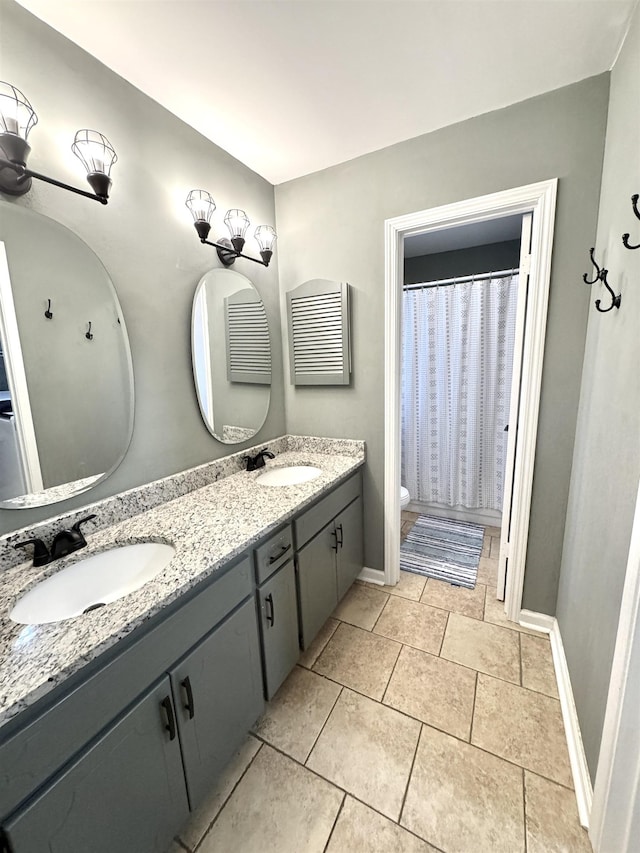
[0,201,134,508]
[192,268,271,444]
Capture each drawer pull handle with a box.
[268,543,291,564]
[265,593,275,627]
[160,696,177,741]
[181,676,195,720]
[336,524,344,548]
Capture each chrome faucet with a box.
[244,449,275,472]
[14,514,97,566]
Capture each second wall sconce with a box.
[185,189,277,267]
[0,82,117,205]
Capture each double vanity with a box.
[0,437,365,853]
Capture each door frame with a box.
[383,179,557,621]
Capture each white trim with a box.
[0,242,43,493]
[590,477,640,852]
[519,609,593,829]
[357,566,386,586]
[518,608,554,633]
[384,180,558,624]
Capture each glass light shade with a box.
[224,209,250,239]
[0,82,38,139]
[255,225,277,252]
[71,130,117,176]
[186,189,216,223]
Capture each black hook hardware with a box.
[44,299,53,320]
[85,321,93,340]
[582,247,621,313]
[622,193,640,250]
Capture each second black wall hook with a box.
[582,247,621,313]
[44,299,53,320]
[85,321,93,340]
[622,193,640,250]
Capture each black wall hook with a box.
[582,247,621,313]
[622,193,640,250]
[85,321,93,340]
[44,299,53,320]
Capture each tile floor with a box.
[169,523,592,853]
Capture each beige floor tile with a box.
[484,592,549,637]
[178,736,261,850]
[490,536,501,558]
[373,595,448,655]
[402,511,420,523]
[402,724,525,852]
[525,771,592,853]
[331,583,389,630]
[472,674,573,787]
[298,617,339,669]
[477,556,499,587]
[485,525,502,538]
[253,666,341,762]
[441,612,520,683]
[307,688,420,821]
[199,745,342,853]
[384,645,476,740]
[421,577,486,619]
[326,796,436,853]
[481,537,491,557]
[383,569,427,601]
[521,634,559,698]
[313,622,401,700]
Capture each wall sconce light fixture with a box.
[0,82,117,205]
[185,189,277,267]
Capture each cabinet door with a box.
[336,496,364,600]
[4,677,188,853]
[258,560,300,699]
[170,597,264,811]
[296,523,338,649]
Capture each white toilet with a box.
[400,486,410,510]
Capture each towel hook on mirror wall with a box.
[582,247,621,313]
[85,321,93,341]
[622,193,640,250]
[44,299,53,320]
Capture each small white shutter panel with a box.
[287,280,351,385]
[224,288,271,384]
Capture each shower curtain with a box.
[401,273,519,511]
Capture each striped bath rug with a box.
[400,514,484,588]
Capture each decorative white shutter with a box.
[224,288,271,384]
[287,279,351,385]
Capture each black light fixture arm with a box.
[199,236,271,267]
[0,156,109,204]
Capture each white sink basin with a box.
[256,465,322,487]
[10,542,176,625]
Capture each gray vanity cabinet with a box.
[3,677,188,853]
[257,560,300,699]
[295,472,364,649]
[170,596,264,810]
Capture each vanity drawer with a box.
[254,524,293,585]
[295,471,361,548]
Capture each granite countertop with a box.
[0,446,364,729]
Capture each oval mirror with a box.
[192,268,271,444]
[0,201,134,508]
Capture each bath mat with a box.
[400,514,484,589]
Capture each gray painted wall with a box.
[404,239,521,285]
[276,75,609,612]
[0,0,285,535]
[556,4,640,782]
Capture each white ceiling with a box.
[17,0,635,185]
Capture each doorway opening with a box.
[384,180,557,621]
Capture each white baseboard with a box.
[520,609,593,829]
[358,566,386,586]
